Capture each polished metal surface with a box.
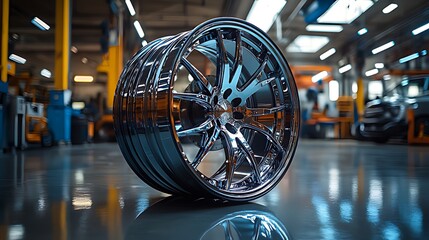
[114,17,300,201]
[1,140,429,239]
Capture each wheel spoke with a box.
[245,104,287,117]
[176,118,214,137]
[235,131,261,183]
[239,76,276,103]
[230,30,243,88]
[191,127,221,168]
[222,221,234,240]
[180,58,213,94]
[216,29,230,89]
[173,92,212,109]
[221,131,239,190]
[242,121,284,152]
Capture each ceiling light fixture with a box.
[9,54,26,64]
[329,80,339,101]
[371,41,395,54]
[365,69,379,77]
[142,40,147,47]
[306,24,343,32]
[375,63,384,69]
[71,46,78,53]
[358,28,368,35]
[382,3,398,14]
[312,71,328,82]
[287,35,329,53]
[320,48,336,60]
[31,17,50,31]
[317,0,374,24]
[246,0,287,32]
[383,75,391,80]
[412,22,429,36]
[74,75,94,83]
[399,53,419,64]
[125,0,136,16]
[339,64,352,74]
[134,20,145,38]
[41,69,51,78]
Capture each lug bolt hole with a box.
[231,98,242,107]
[223,89,232,99]
[225,123,237,134]
[213,95,218,105]
[233,112,244,120]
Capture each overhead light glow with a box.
[306,24,343,32]
[71,46,78,53]
[358,28,368,35]
[412,23,429,35]
[74,75,94,83]
[287,35,329,53]
[31,17,50,30]
[339,64,352,74]
[329,80,339,101]
[9,54,26,64]
[312,71,328,82]
[317,0,374,24]
[352,82,358,93]
[382,3,398,14]
[383,75,391,80]
[246,0,287,32]
[134,20,145,38]
[399,53,419,64]
[371,41,395,55]
[142,40,147,47]
[41,69,51,78]
[421,50,428,56]
[125,0,136,16]
[320,48,336,60]
[365,69,379,77]
[375,63,384,69]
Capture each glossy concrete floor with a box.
[0,139,428,240]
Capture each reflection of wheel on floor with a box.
[114,17,300,201]
[125,197,290,240]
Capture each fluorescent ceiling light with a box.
[382,3,398,14]
[422,50,427,56]
[383,75,391,80]
[133,20,145,38]
[71,46,78,53]
[371,41,395,54]
[125,0,136,16]
[399,53,419,64]
[412,23,429,35]
[329,80,339,101]
[317,0,374,24]
[358,28,368,35]
[41,69,51,78]
[365,69,379,77]
[375,63,384,69]
[74,75,94,83]
[9,54,26,64]
[320,48,336,60]
[287,35,329,53]
[339,64,352,73]
[142,40,147,47]
[312,71,328,82]
[306,24,343,32]
[246,0,287,32]
[31,17,50,30]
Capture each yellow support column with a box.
[54,0,70,90]
[356,77,365,119]
[1,0,9,84]
[106,40,123,109]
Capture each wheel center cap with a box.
[214,98,233,123]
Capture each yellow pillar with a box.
[106,41,123,109]
[54,0,71,90]
[356,77,364,119]
[1,0,9,83]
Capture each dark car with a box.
[359,76,429,143]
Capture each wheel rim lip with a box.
[166,17,301,200]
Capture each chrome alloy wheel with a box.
[114,17,300,201]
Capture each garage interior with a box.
[1,0,429,239]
